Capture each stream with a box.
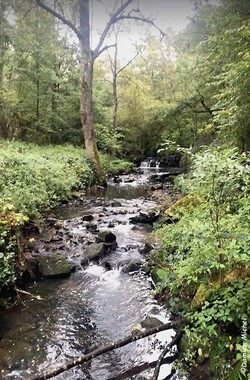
[0,169,182,380]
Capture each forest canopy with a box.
[0,0,249,160]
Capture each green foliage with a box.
[0,199,28,289]
[95,123,124,156]
[154,148,250,378]
[1,3,81,145]
[101,154,135,175]
[0,140,96,219]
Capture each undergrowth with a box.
[153,147,250,379]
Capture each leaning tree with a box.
[36,0,163,185]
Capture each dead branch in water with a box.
[153,331,182,380]
[31,321,184,380]
[15,287,44,301]
[108,352,179,380]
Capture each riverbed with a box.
[0,170,181,380]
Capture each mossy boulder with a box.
[81,243,105,265]
[97,230,117,252]
[97,231,116,244]
[37,254,74,278]
[122,260,143,273]
[141,316,163,329]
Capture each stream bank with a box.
[0,168,184,380]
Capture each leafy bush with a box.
[154,147,250,378]
[101,154,135,175]
[0,200,29,289]
[0,141,96,219]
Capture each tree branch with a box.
[31,321,184,380]
[94,44,116,59]
[116,51,139,76]
[153,331,182,380]
[108,353,179,380]
[93,0,133,57]
[18,5,37,21]
[36,0,82,39]
[15,287,44,301]
[196,89,213,116]
[115,14,165,39]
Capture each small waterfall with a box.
[140,157,161,169]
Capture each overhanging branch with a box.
[115,14,165,39]
[93,0,133,57]
[153,332,182,380]
[108,353,179,380]
[94,43,116,58]
[36,0,82,39]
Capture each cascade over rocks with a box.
[96,230,118,251]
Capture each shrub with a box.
[0,141,96,219]
[154,147,250,378]
[0,200,29,289]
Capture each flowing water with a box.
[0,170,181,380]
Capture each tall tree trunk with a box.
[113,33,118,130]
[36,0,156,184]
[79,0,106,186]
[0,0,8,138]
[35,6,40,125]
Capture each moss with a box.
[164,193,203,220]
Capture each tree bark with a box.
[79,0,106,185]
[112,32,118,130]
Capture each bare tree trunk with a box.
[36,0,161,184]
[113,32,118,130]
[79,0,106,185]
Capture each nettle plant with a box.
[155,147,250,378]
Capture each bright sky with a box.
[91,0,194,61]
[140,0,194,31]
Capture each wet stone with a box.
[122,260,143,273]
[141,263,152,275]
[37,254,74,278]
[129,210,159,224]
[86,223,98,232]
[82,214,94,222]
[113,176,122,183]
[97,231,117,244]
[81,243,105,265]
[141,316,163,329]
[110,201,122,207]
[139,242,154,255]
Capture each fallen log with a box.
[31,321,184,380]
